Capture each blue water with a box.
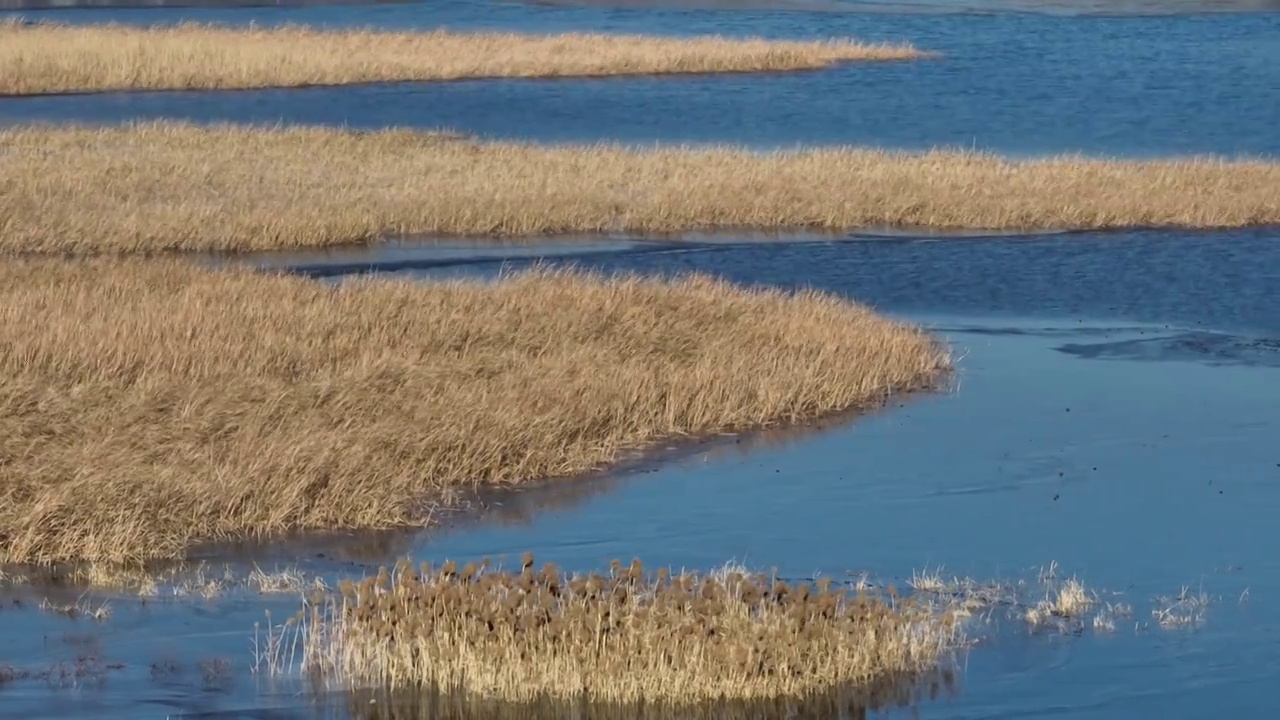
[408,316,1279,720]
[3,0,1280,156]
[270,228,1280,719]
[2,0,1279,717]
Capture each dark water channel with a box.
[2,0,1280,717]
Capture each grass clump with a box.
[0,258,948,565]
[0,20,924,96]
[286,555,962,703]
[1024,576,1094,630]
[3,122,1277,256]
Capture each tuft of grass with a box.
[1025,576,1094,631]
[267,556,963,703]
[247,564,328,596]
[0,258,948,565]
[37,595,112,622]
[906,566,953,594]
[3,122,1279,255]
[1091,601,1132,633]
[0,19,924,96]
[1152,585,1209,630]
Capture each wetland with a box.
[1,0,1277,718]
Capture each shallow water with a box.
[3,0,1280,156]
[6,229,1280,718]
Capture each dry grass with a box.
[1152,585,1209,629]
[274,555,962,703]
[3,122,1276,256]
[0,258,948,565]
[1024,576,1094,630]
[0,19,923,96]
[37,595,113,622]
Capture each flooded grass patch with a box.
[0,19,924,96]
[3,122,1278,255]
[271,555,965,703]
[0,258,947,565]
[1,559,332,599]
[251,556,1221,707]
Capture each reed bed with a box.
[283,555,962,703]
[2,122,1277,256]
[0,258,948,565]
[0,19,923,96]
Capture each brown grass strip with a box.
[279,557,962,702]
[0,19,924,96]
[2,122,1276,256]
[0,259,948,565]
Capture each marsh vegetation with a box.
[0,258,947,565]
[0,19,924,96]
[269,555,963,703]
[3,123,1277,255]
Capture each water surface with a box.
[6,227,1279,718]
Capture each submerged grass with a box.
[278,555,963,703]
[2,122,1277,255]
[0,20,924,96]
[0,258,948,565]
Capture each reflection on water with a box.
[338,674,961,720]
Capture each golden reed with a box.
[3,122,1276,255]
[0,20,925,95]
[286,555,963,703]
[0,259,948,564]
